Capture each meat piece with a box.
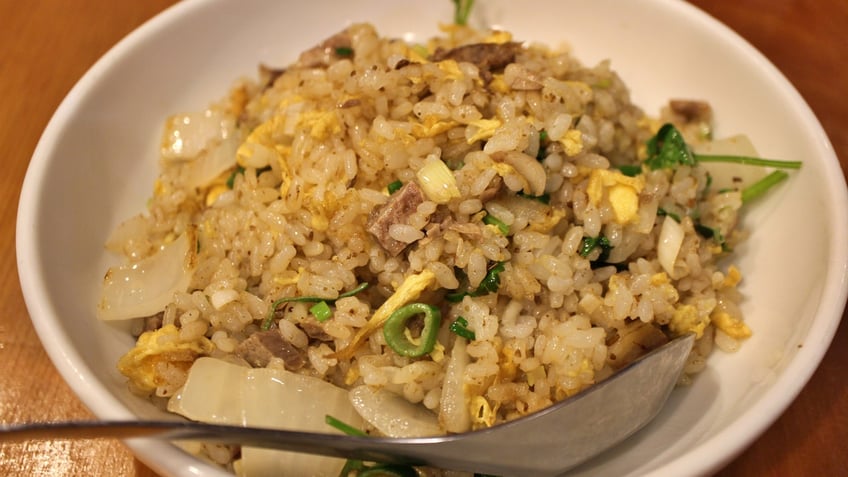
[605,321,669,370]
[296,29,353,68]
[367,181,427,256]
[431,42,522,82]
[234,330,306,370]
[300,321,333,342]
[668,99,713,125]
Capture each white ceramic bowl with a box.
[17,0,848,476]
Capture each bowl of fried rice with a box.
[17,0,848,476]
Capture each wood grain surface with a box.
[1,1,845,475]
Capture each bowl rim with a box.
[15,0,848,476]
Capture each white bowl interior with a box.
[17,0,848,476]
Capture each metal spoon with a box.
[0,334,694,477]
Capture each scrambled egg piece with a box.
[117,324,214,393]
[488,74,510,94]
[412,116,459,138]
[205,183,229,206]
[560,129,584,156]
[437,59,464,80]
[526,207,567,234]
[298,110,341,139]
[484,30,513,44]
[711,311,752,339]
[586,169,646,224]
[466,118,502,144]
[721,265,742,288]
[669,304,710,338]
[331,269,437,359]
[470,395,496,428]
[273,266,305,287]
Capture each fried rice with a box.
[97,21,753,475]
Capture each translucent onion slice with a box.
[657,216,684,276]
[97,227,197,321]
[168,357,364,477]
[349,385,443,438]
[439,337,471,433]
[160,109,239,189]
[692,134,765,190]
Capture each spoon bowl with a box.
[1,334,694,477]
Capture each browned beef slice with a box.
[431,42,522,82]
[234,330,306,370]
[366,181,426,256]
[669,99,713,124]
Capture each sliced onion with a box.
[168,357,364,477]
[97,227,197,321]
[657,216,684,276]
[692,134,766,190]
[176,134,239,189]
[160,109,239,188]
[439,337,471,433]
[349,385,443,438]
[161,110,235,161]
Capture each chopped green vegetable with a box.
[261,282,370,330]
[741,170,789,203]
[645,123,802,170]
[617,164,642,177]
[536,130,549,161]
[387,180,403,194]
[694,222,730,251]
[657,207,681,222]
[517,191,551,204]
[579,235,612,262]
[310,301,333,322]
[383,303,441,358]
[696,154,802,169]
[325,414,367,437]
[324,416,420,477]
[644,123,697,170]
[358,465,420,477]
[446,261,506,302]
[226,165,245,189]
[452,0,474,25]
[449,316,476,340]
[335,46,354,57]
[483,213,509,235]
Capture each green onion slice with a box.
[383,303,441,358]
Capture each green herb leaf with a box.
[359,465,420,477]
[334,46,354,57]
[325,414,368,436]
[696,154,802,169]
[482,213,509,235]
[226,165,245,189]
[445,262,506,302]
[644,123,697,170]
[387,180,403,194]
[579,235,612,263]
[452,0,475,25]
[449,316,476,340]
[517,191,551,204]
[656,207,681,222]
[741,170,789,203]
[617,164,643,177]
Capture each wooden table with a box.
[1,1,845,475]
